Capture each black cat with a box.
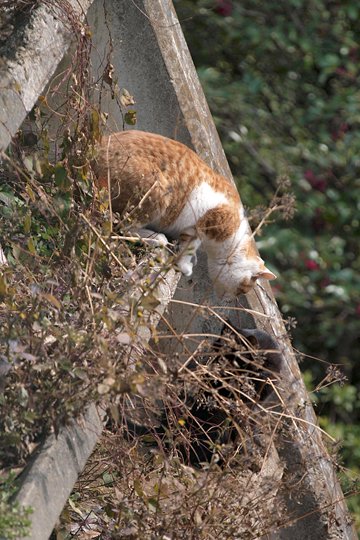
[121,324,283,467]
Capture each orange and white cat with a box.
[94,130,276,298]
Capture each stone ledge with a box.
[14,404,103,540]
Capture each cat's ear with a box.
[255,268,277,281]
[254,257,277,280]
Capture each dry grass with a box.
[54,322,288,540]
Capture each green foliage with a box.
[175,0,360,526]
[0,473,32,539]
[175,0,359,368]
[305,370,360,528]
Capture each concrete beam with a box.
[0,0,94,152]
[14,404,103,540]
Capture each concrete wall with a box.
[0,0,94,152]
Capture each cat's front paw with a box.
[135,228,169,247]
[143,233,168,247]
[175,259,193,277]
[151,233,168,247]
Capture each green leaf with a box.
[25,184,36,202]
[124,110,137,125]
[23,212,31,234]
[27,237,36,255]
[0,190,15,206]
[102,472,114,486]
[318,53,340,69]
[147,497,159,512]
[0,274,7,296]
[140,292,161,311]
[134,478,145,498]
[54,165,71,191]
[90,108,101,141]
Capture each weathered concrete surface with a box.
[0,0,94,152]
[85,1,356,538]
[89,0,192,146]
[15,404,103,540]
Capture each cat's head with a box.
[208,253,276,299]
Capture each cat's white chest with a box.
[164,182,228,236]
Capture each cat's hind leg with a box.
[176,231,202,277]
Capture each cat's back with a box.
[98,130,207,182]
[101,130,183,155]
[97,130,238,199]
[95,130,241,228]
